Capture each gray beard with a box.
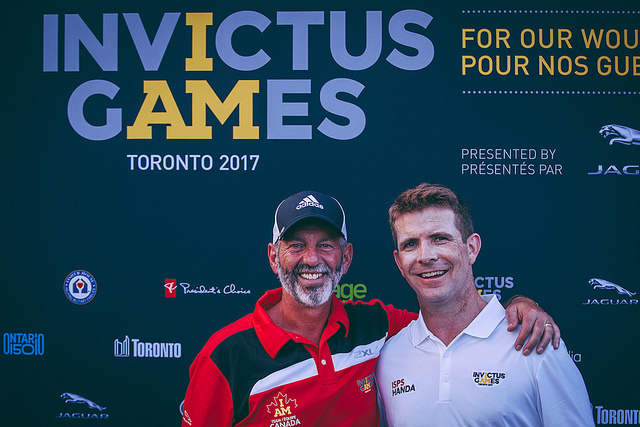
[277,258,344,308]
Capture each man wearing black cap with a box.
[181,191,558,427]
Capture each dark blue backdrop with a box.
[2,1,638,425]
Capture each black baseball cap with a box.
[272,191,347,243]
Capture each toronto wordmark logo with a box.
[583,278,638,306]
[114,335,182,358]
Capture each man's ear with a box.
[466,233,481,265]
[341,243,354,274]
[393,250,407,280]
[268,243,279,274]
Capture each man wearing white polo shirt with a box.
[375,183,594,426]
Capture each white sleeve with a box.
[536,341,595,426]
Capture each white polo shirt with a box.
[375,295,594,426]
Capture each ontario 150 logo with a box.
[582,278,638,306]
[3,332,44,356]
[64,270,97,305]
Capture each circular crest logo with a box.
[64,270,97,305]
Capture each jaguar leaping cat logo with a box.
[60,393,107,411]
[599,124,640,146]
[589,278,636,297]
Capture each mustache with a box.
[293,263,332,274]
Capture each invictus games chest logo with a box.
[64,270,97,305]
[266,392,301,426]
[357,374,375,393]
[473,371,506,386]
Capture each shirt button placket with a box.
[318,345,337,384]
[439,348,451,401]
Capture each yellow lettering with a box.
[127,80,190,139]
[462,55,476,75]
[186,13,213,71]
[581,29,603,48]
[186,80,259,139]
[515,56,529,75]
[559,29,573,48]
[462,29,474,48]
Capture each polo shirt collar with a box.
[410,294,504,347]
[253,288,349,358]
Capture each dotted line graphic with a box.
[462,90,640,95]
[462,10,639,14]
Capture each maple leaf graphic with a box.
[266,392,298,414]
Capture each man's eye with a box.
[402,241,416,250]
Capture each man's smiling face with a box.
[271,219,351,308]
[393,207,480,307]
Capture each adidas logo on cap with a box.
[272,190,347,243]
[296,195,324,210]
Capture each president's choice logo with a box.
[588,124,640,176]
[114,335,182,358]
[165,279,177,297]
[64,270,97,305]
[165,279,251,297]
[583,278,638,306]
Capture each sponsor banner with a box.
[2,1,638,425]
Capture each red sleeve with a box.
[182,350,234,427]
[376,300,418,338]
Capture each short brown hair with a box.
[389,183,474,248]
